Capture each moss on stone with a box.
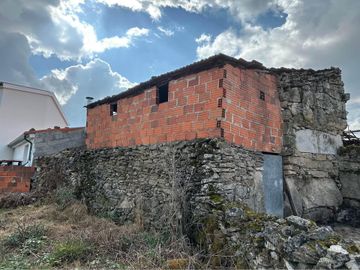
[209,194,223,204]
[338,145,360,156]
[316,235,341,249]
[235,257,249,269]
[244,221,264,232]
[346,244,360,254]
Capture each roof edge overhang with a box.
[8,133,35,148]
[0,81,69,126]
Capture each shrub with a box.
[4,223,46,248]
[49,239,92,266]
[54,186,77,210]
[0,254,32,269]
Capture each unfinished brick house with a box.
[86,54,282,153]
[38,54,351,221]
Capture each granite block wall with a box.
[275,67,349,221]
[338,146,360,209]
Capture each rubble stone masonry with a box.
[338,146,360,210]
[276,67,349,221]
[35,139,265,230]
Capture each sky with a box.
[0,0,359,129]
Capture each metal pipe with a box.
[23,134,33,166]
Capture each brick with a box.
[194,84,206,94]
[188,76,199,87]
[177,96,187,106]
[183,105,194,114]
[195,103,205,112]
[185,132,197,140]
[199,92,210,102]
[86,65,282,153]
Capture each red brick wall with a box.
[0,166,35,193]
[86,65,282,153]
[221,64,282,153]
[86,67,224,148]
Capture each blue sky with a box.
[0,0,359,129]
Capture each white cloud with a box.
[96,0,278,21]
[0,0,149,61]
[195,0,360,129]
[0,31,39,86]
[146,5,162,21]
[40,58,135,126]
[195,34,211,44]
[0,0,147,126]
[157,26,174,37]
[86,27,149,54]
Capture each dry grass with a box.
[0,201,201,269]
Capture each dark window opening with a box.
[220,128,224,138]
[260,91,265,101]
[217,120,221,128]
[222,109,226,118]
[223,69,227,78]
[217,98,222,108]
[158,83,169,104]
[223,88,226,98]
[219,79,223,88]
[110,103,118,116]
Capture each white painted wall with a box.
[0,83,68,160]
[13,141,30,164]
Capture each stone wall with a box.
[34,138,265,231]
[275,68,349,222]
[192,198,360,269]
[338,146,360,209]
[31,139,360,269]
[33,128,85,158]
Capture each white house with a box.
[0,82,68,163]
[7,127,85,166]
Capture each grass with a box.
[3,223,46,248]
[48,239,92,266]
[0,200,199,269]
[53,186,77,210]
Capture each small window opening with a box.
[110,103,118,116]
[158,83,169,104]
[220,128,225,138]
[223,88,227,98]
[216,120,221,128]
[223,69,227,78]
[219,79,223,88]
[217,98,222,108]
[222,109,226,118]
[259,91,265,101]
